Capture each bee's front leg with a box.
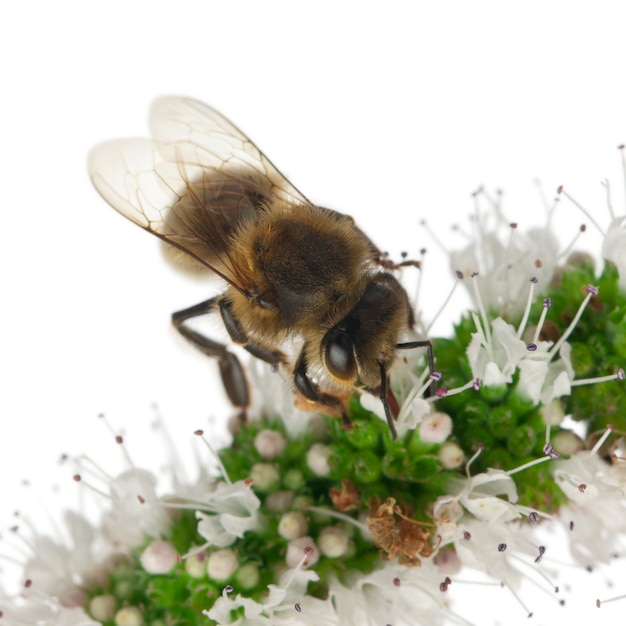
[172,297,250,412]
[293,348,352,430]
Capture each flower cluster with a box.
[2,150,626,625]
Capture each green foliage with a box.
[81,261,624,624]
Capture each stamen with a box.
[534,545,546,563]
[597,592,626,607]
[398,366,442,419]
[303,505,369,533]
[465,446,484,477]
[543,442,560,459]
[440,378,481,398]
[532,298,552,344]
[150,404,189,485]
[590,425,615,456]
[397,369,431,423]
[548,286,598,360]
[411,248,426,314]
[194,429,232,484]
[557,224,587,261]
[535,178,559,226]
[505,223,519,295]
[600,178,615,221]
[425,274,462,336]
[516,278,537,339]
[509,552,559,594]
[570,369,624,388]
[471,275,493,355]
[502,576,534,619]
[507,454,553,476]
[180,542,212,561]
[618,144,626,212]
[70,473,109,499]
[543,402,555,447]
[419,219,449,254]
[471,190,486,265]
[557,185,606,236]
[98,414,134,468]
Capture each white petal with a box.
[518,359,549,403]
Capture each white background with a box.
[1,2,625,624]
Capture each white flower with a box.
[458,469,522,523]
[21,510,102,600]
[555,449,626,565]
[102,468,171,547]
[196,479,261,548]
[396,396,432,438]
[326,560,448,626]
[467,316,527,386]
[433,468,544,550]
[452,222,559,318]
[467,311,578,404]
[518,340,575,404]
[207,565,327,625]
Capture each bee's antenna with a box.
[378,362,398,440]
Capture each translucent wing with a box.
[88,96,310,292]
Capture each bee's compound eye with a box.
[324,330,357,381]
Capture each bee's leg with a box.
[374,253,421,271]
[218,300,286,367]
[396,339,437,395]
[293,348,352,430]
[172,298,250,412]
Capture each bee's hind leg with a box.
[172,298,250,415]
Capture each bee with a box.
[88,97,433,439]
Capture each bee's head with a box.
[321,273,415,438]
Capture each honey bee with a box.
[88,97,433,439]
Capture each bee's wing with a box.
[148,96,307,204]
[88,97,309,293]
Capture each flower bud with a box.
[254,429,287,459]
[278,511,308,540]
[317,526,350,558]
[140,540,178,574]
[285,536,319,568]
[207,548,238,581]
[306,443,332,476]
